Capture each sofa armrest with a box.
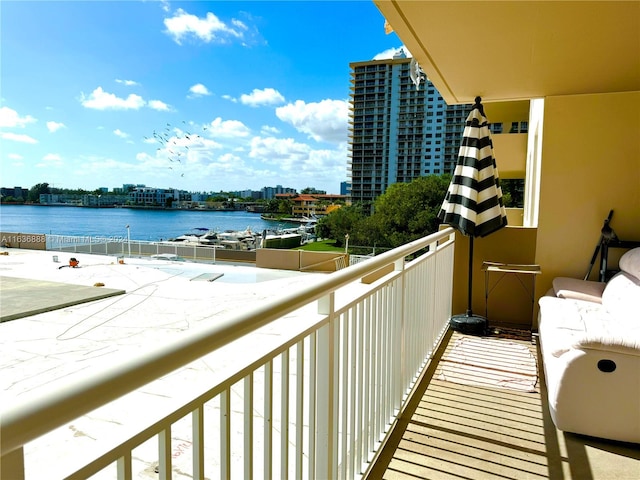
[552,277,605,303]
[574,335,640,356]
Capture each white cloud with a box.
[249,136,310,165]
[147,130,223,167]
[189,83,211,97]
[217,152,242,165]
[0,106,36,128]
[0,131,38,144]
[81,87,145,110]
[38,153,63,169]
[8,153,23,160]
[222,94,237,103]
[276,99,348,144]
[164,8,244,45]
[206,117,250,138]
[240,88,285,107]
[113,129,129,139]
[43,153,62,162]
[261,125,280,135]
[46,121,66,133]
[148,99,171,111]
[247,135,348,189]
[373,46,410,60]
[115,79,139,86]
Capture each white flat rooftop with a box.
[0,248,325,478]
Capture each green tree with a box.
[371,174,451,247]
[313,174,452,250]
[265,198,280,213]
[277,198,293,215]
[316,204,367,247]
[28,183,50,203]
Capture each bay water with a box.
[0,205,295,241]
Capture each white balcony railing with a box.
[1,228,455,480]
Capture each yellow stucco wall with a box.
[0,232,47,250]
[451,227,538,329]
[451,92,640,329]
[535,91,640,302]
[256,248,345,272]
[492,133,527,179]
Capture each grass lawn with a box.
[296,239,344,252]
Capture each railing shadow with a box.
[367,330,640,480]
[363,328,454,478]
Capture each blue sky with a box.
[0,0,406,195]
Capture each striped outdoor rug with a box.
[435,335,538,392]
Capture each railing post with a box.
[1,447,26,480]
[158,428,172,480]
[395,261,405,415]
[394,257,404,271]
[192,406,205,479]
[315,292,336,479]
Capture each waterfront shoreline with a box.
[1,202,259,212]
[0,205,299,242]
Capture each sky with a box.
[0,0,407,195]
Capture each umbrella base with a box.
[449,313,487,336]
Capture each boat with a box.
[164,227,261,251]
[260,214,318,224]
[278,215,319,224]
[215,227,262,251]
[261,231,303,249]
[167,227,212,244]
[163,225,310,251]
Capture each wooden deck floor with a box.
[365,330,640,480]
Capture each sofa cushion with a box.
[538,296,607,357]
[539,295,640,357]
[552,277,605,303]
[619,247,640,279]
[601,270,640,319]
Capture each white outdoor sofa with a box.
[538,247,640,444]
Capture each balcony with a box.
[2,228,638,479]
[367,0,640,478]
[2,230,454,479]
[3,1,639,477]
[365,329,640,479]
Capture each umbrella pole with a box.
[466,236,474,316]
[449,235,487,335]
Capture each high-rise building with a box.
[348,52,474,205]
[261,185,296,200]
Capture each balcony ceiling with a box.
[374,1,640,105]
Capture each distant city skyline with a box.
[0,181,324,197]
[0,1,407,195]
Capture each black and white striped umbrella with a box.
[438,97,507,333]
[438,97,507,237]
